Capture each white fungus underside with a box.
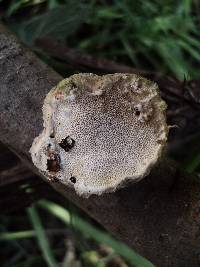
[30,73,167,196]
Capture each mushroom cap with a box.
[30,73,168,196]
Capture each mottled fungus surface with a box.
[30,73,168,196]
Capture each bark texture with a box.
[0,23,200,267]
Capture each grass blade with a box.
[39,200,156,267]
[0,230,35,240]
[27,205,60,267]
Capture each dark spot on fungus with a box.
[59,136,75,152]
[47,154,60,172]
[134,107,140,116]
[50,176,59,182]
[137,79,143,88]
[70,176,76,184]
[71,81,77,89]
[50,133,55,138]
[157,139,165,145]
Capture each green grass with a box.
[1,0,200,79]
[0,230,36,240]
[0,200,155,267]
[39,200,155,267]
[27,206,60,267]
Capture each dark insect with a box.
[50,132,55,138]
[134,107,140,116]
[70,176,76,184]
[47,154,60,172]
[59,136,75,152]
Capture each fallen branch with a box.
[0,23,200,267]
[35,37,148,75]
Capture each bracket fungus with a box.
[30,73,168,197]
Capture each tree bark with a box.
[0,23,199,267]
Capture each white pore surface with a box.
[30,73,167,196]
